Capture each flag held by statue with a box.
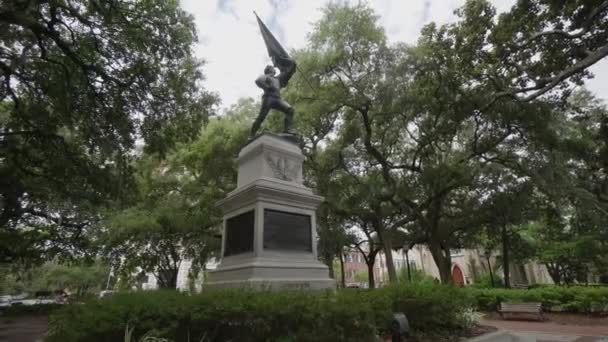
[254,11,295,74]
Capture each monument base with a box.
[206,252,336,290]
[206,133,335,291]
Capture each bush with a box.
[470,272,503,289]
[48,284,474,342]
[382,284,474,334]
[397,268,437,285]
[467,286,608,313]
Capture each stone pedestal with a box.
[206,133,335,290]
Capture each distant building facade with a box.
[342,247,418,287]
[341,245,554,287]
[413,246,553,286]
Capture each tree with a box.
[492,88,608,285]
[316,204,356,280]
[1,0,216,262]
[285,1,608,283]
[475,177,537,288]
[103,102,250,289]
[522,192,607,285]
[41,260,108,296]
[0,259,109,296]
[350,221,383,289]
[103,156,214,288]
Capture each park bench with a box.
[499,302,544,321]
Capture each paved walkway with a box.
[0,315,47,342]
[479,317,608,342]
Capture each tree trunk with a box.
[405,250,411,282]
[376,228,398,283]
[339,251,346,288]
[365,249,379,289]
[328,262,335,279]
[325,252,335,279]
[545,263,562,285]
[158,268,178,289]
[429,241,452,284]
[486,255,495,287]
[367,260,376,289]
[501,224,510,288]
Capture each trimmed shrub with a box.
[467,286,608,313]
[382,284,474,334]
[48,290,385,342]
[48,284,474,342]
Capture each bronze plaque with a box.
[263,209,312,252]
[224,210,254,256]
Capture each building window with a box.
[450,249,464,256]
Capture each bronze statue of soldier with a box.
[250,59,296,137]
[251,12,302,139]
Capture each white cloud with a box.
[181,0,608,109]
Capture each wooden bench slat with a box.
[498,302,543,321]
[501,305,541,309]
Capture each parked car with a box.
[11,293,28,300]
[12,299,36,306]
[98,290,116,299]
[0,295,12,307]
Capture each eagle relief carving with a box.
[265,153,299,181]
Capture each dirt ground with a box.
[0,315,48,342]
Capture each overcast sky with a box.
[181,0,608,110]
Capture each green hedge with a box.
[467,286,608,313]
[48,284,474,342]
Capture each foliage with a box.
[470,272,504,289]
[397,268,437,285]
[102,102,251,288]
[285,0,608,285]
[467,286,608,313]
[0,260,108,296]
[48,284,474,342]
[0,264,19,294]
[353,269,368,283]
[521,201,607,284]
[383,284,475,334]
[316,204,356,279]
[1,0,217,263]
[39,261,108,296]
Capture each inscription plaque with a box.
[263,209,312,252]
[224,210,254,256]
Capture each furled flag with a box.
[254,11,296,85]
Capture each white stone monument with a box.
[206,133,335,290]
